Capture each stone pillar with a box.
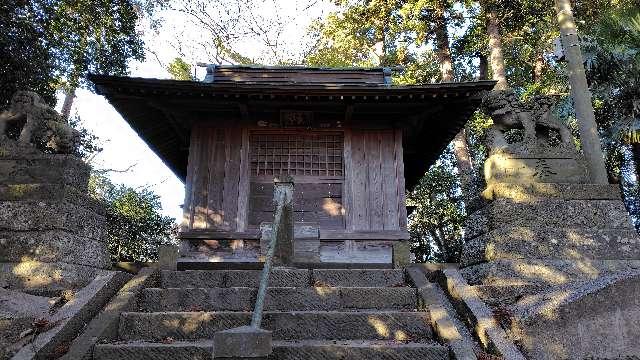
[272,176,294,266]
[158,245,178,270]
[392,241,411,269]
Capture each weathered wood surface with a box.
[213,67,385,85]
[319,230,410,240]
[320,240,393,263]
[350,130,369,230]
[248,181,345,229]
[182,126,407,242]
[343,129,407,232]
[236,128,250,232]
[183,124,245,232]
[395,129,408,229]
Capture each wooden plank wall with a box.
[182,124,245,232]
[182,126,406,236]
[248,180,344,228]
[343,128,406,231]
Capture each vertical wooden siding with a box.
[343,128,406,231]
[182,124,245,231]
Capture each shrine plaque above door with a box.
[247,130,345,229]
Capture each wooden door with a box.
[247,130,345,229]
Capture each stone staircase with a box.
[93,268,450,359]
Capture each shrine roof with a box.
[89,72,495,188]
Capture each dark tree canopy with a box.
[0,1,57,107]
[1,0,156,107]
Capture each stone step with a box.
[141,287,417,312]
[119,311,434,341]
[94,340,449,360]
[160,269,407,288]
[312,269,406,287]
[161,269,310,288]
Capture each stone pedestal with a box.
[462,182,637,267]
[0,150,110,269]
[460,181,640,359]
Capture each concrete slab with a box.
[10,270,131,359]
[213,326,272,358]
[61,267,157,360]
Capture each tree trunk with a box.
[555,0,609,184]
[60,87,76,119]
[433,0,474,198]
[452,130,474,194]
[533,53,545,83]
[478,53,489,80]
[484,4,509,90]
[434,0,454,82]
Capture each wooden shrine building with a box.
[90,66,493,266]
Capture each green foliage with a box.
[47,0,146,90]
[67,115,104,160]
[407,149,465,262]
[1,0,161,106]
[167,57,194,80]
[89,173,177,263]
[0,1,58,107]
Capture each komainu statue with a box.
[0,91,79,154]
[481,90,573,152]
[480,90,587,185]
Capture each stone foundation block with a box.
[0,261,109,296]
[461,226,640,266]
[484,152,588,185]
[482,182,622,202]
[0,184,105,214]
[158,245,178,270]
[465,198,633,240]
[460,259,640,287]
[0,200,106,240]
[0,230,110,269]
[0,155,90,191]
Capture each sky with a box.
[59,0,336,221]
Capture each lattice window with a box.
[250,132,343,177]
